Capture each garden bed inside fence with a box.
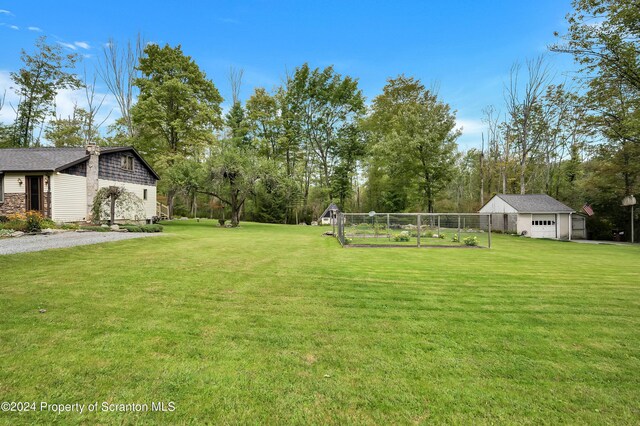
[336,213,492,248]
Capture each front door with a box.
[26,176,43,213]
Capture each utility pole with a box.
[480,133,485,206]
[622,195,636,243]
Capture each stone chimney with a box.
[86,143,100,222]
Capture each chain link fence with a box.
[335,212,492,248]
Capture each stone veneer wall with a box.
[0,193,27,216]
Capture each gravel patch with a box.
[0,231,165,255]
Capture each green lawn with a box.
[1,221,639,424]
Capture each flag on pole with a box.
[582,203,594,216]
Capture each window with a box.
[121,155,134,171]
[143,189,148,200]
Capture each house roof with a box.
[0,147,87,172]
[0,146,160,180]
[320,202,340,218]
[489,194,574,213]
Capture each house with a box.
[319,203,340,225]
[0,144,159,223]
[479,194,578,239]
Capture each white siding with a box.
[558,213,571,239]
[98,179,157,220]
[3,173,26,193]
[51,173,87,222]
[479,196,518,214]
[516,213,532,236]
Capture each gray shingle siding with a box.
[59,161,87,177]
[98,152,157,186]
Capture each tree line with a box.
[0,0,637,239]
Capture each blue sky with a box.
[0,0,578,149]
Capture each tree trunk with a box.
[109,195,116,225]
[167,189,176,219]
[520,160,526,194]
[229,189,242,227]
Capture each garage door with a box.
[531,214,556,238]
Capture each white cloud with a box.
[456,118,487,150]
[218,17,239,24]
[51,88,119,138]
[9,24,19,30]
[57,41,77,50]
[0,9,13,15]
[457,118,484,136]
[27,26,42,32]
[74,41,90,49]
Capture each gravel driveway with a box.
[0,231,164,255]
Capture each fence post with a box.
[437,215,441,238]
[488,214,492,249]
[387,213,390,240]
[417,214,421,247]
[373,214,377,239]
[332,211,336,236]
[458,215,461,243]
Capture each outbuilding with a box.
[479,194,577,239]
[319,203,340,225]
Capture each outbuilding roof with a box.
[0,146,160,179]
[320,202,340,218]
[488,194,574,213]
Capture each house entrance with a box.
[26,176,43,213]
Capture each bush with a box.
[394,231,410,242]
[41,219,56,229]
[24,210,45,232]
[451,234,459,243]
[59,223,79,230]
[121,224,163,233]
[463,236,478,246]
[141,224,163,232]
[7,212,26,221]
[0,215,8,223]
[0,220,27,232]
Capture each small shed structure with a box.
[319,203,340,225]
[479,194,577,239]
